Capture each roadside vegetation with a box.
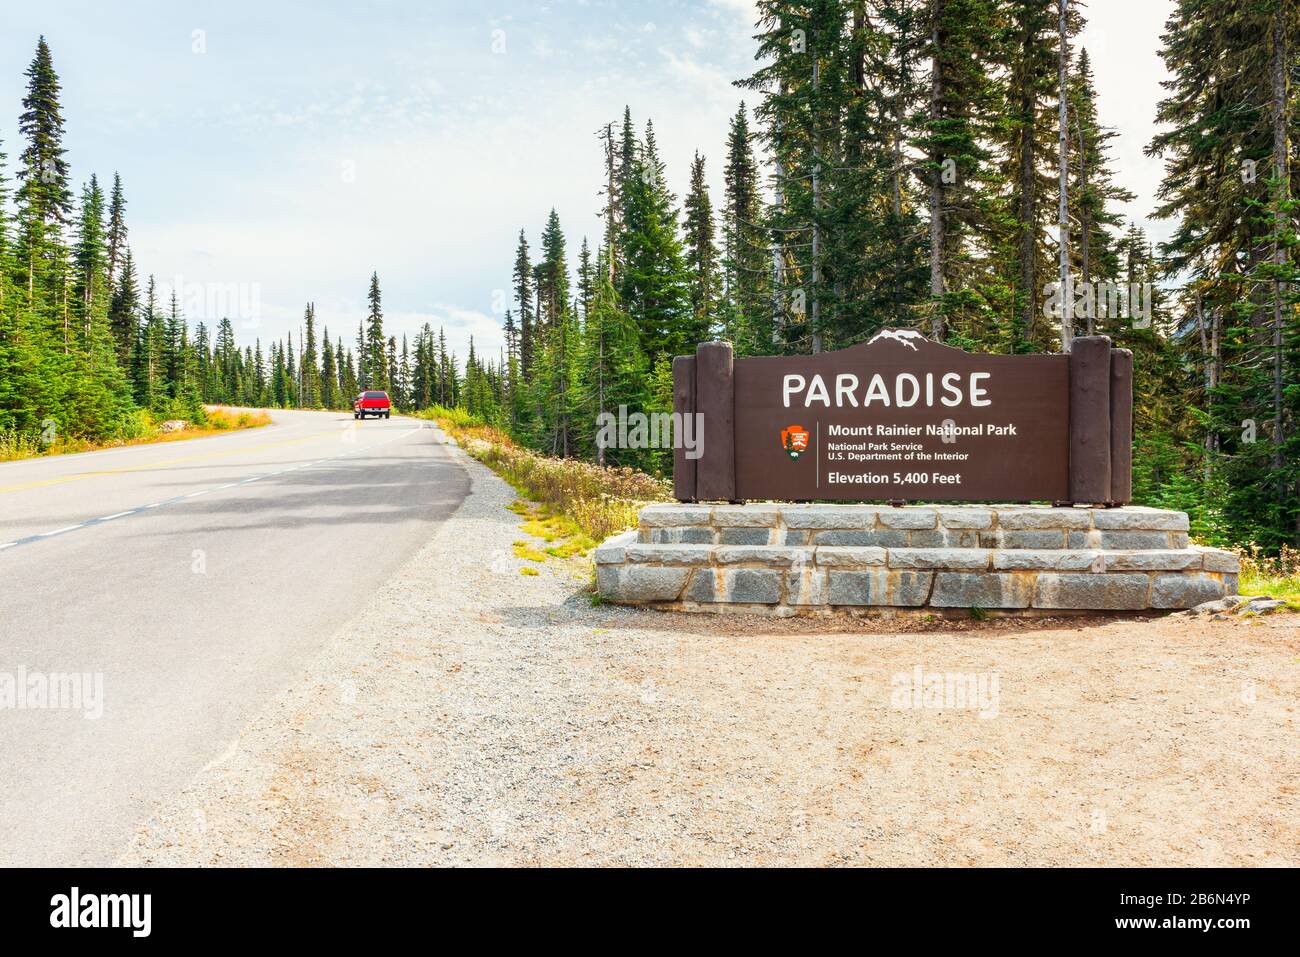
[415,405,670,543]
[1238,546,1300,603]
[0,406,270,463]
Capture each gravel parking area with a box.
[120,429,1300,866]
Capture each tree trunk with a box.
[771,87,786,348]
[1076,114,1092,334]
[603,122,617,284]
[892,10,908,330]
[1269,5,1289,487]
[928,1,945,341]
[1018,127,1036,351]
[1211,304,1221,456]
[1196,291,1215,475]
[1057,0,1072,353]
[597,317,606,467]
[1017,27,1037,352]
[810,35,822,355]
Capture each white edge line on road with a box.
[0,542,16,550]
[40,524,84,537]
[99,510,135,521]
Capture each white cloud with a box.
[579,34,623,54]
[706,0,758,20]
[657,47,739,107]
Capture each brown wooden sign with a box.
[673,330,1132,504]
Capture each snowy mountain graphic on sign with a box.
[866,328,925,350]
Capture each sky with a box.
[1,0,1175,364]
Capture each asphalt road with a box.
[0,409,470,866]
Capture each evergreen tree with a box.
[340,337,358,399]
[577,237,594,319]
[72,175,108,342]
[0,134,16,429]
[437,327,450,404]
[398,334,411,409]
[132,276,162,406]
[618,121,691,365]
[214,317,237,402]
[301,302,320,407]
[0,133,9,277]
[720,102,769,350]
[683,151,719,347]
[105,172,127,288]
[108,249,138,366]
[537,209,570,330]
[574,276,649,467]
[512,229,535,377]
[361,273,385,391]
[1066,46,1133,336]
[386,335,398,402]
[916,0,1004,343]
[992,0,1081,352]
[362,272,387,391]
[285,331,298,407]
[320,327,337,408]
[15,37,73,312]
[356,319,367,390]
[501,311,521,424]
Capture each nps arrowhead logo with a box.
[781,424,810,460]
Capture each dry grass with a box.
[1238,544,1300,602]
[0,431,43,462]
[512,540,550,563]
[0,406,272,463]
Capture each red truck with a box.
[353,390,392,420]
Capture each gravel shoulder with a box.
[119,427,1300,867]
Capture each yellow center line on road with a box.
[0,427,354,495]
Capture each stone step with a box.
[597,504,1236,613]
[637,503,1190,550]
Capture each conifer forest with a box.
[2,2,1298,550]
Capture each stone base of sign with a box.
[594,504,1238,615]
